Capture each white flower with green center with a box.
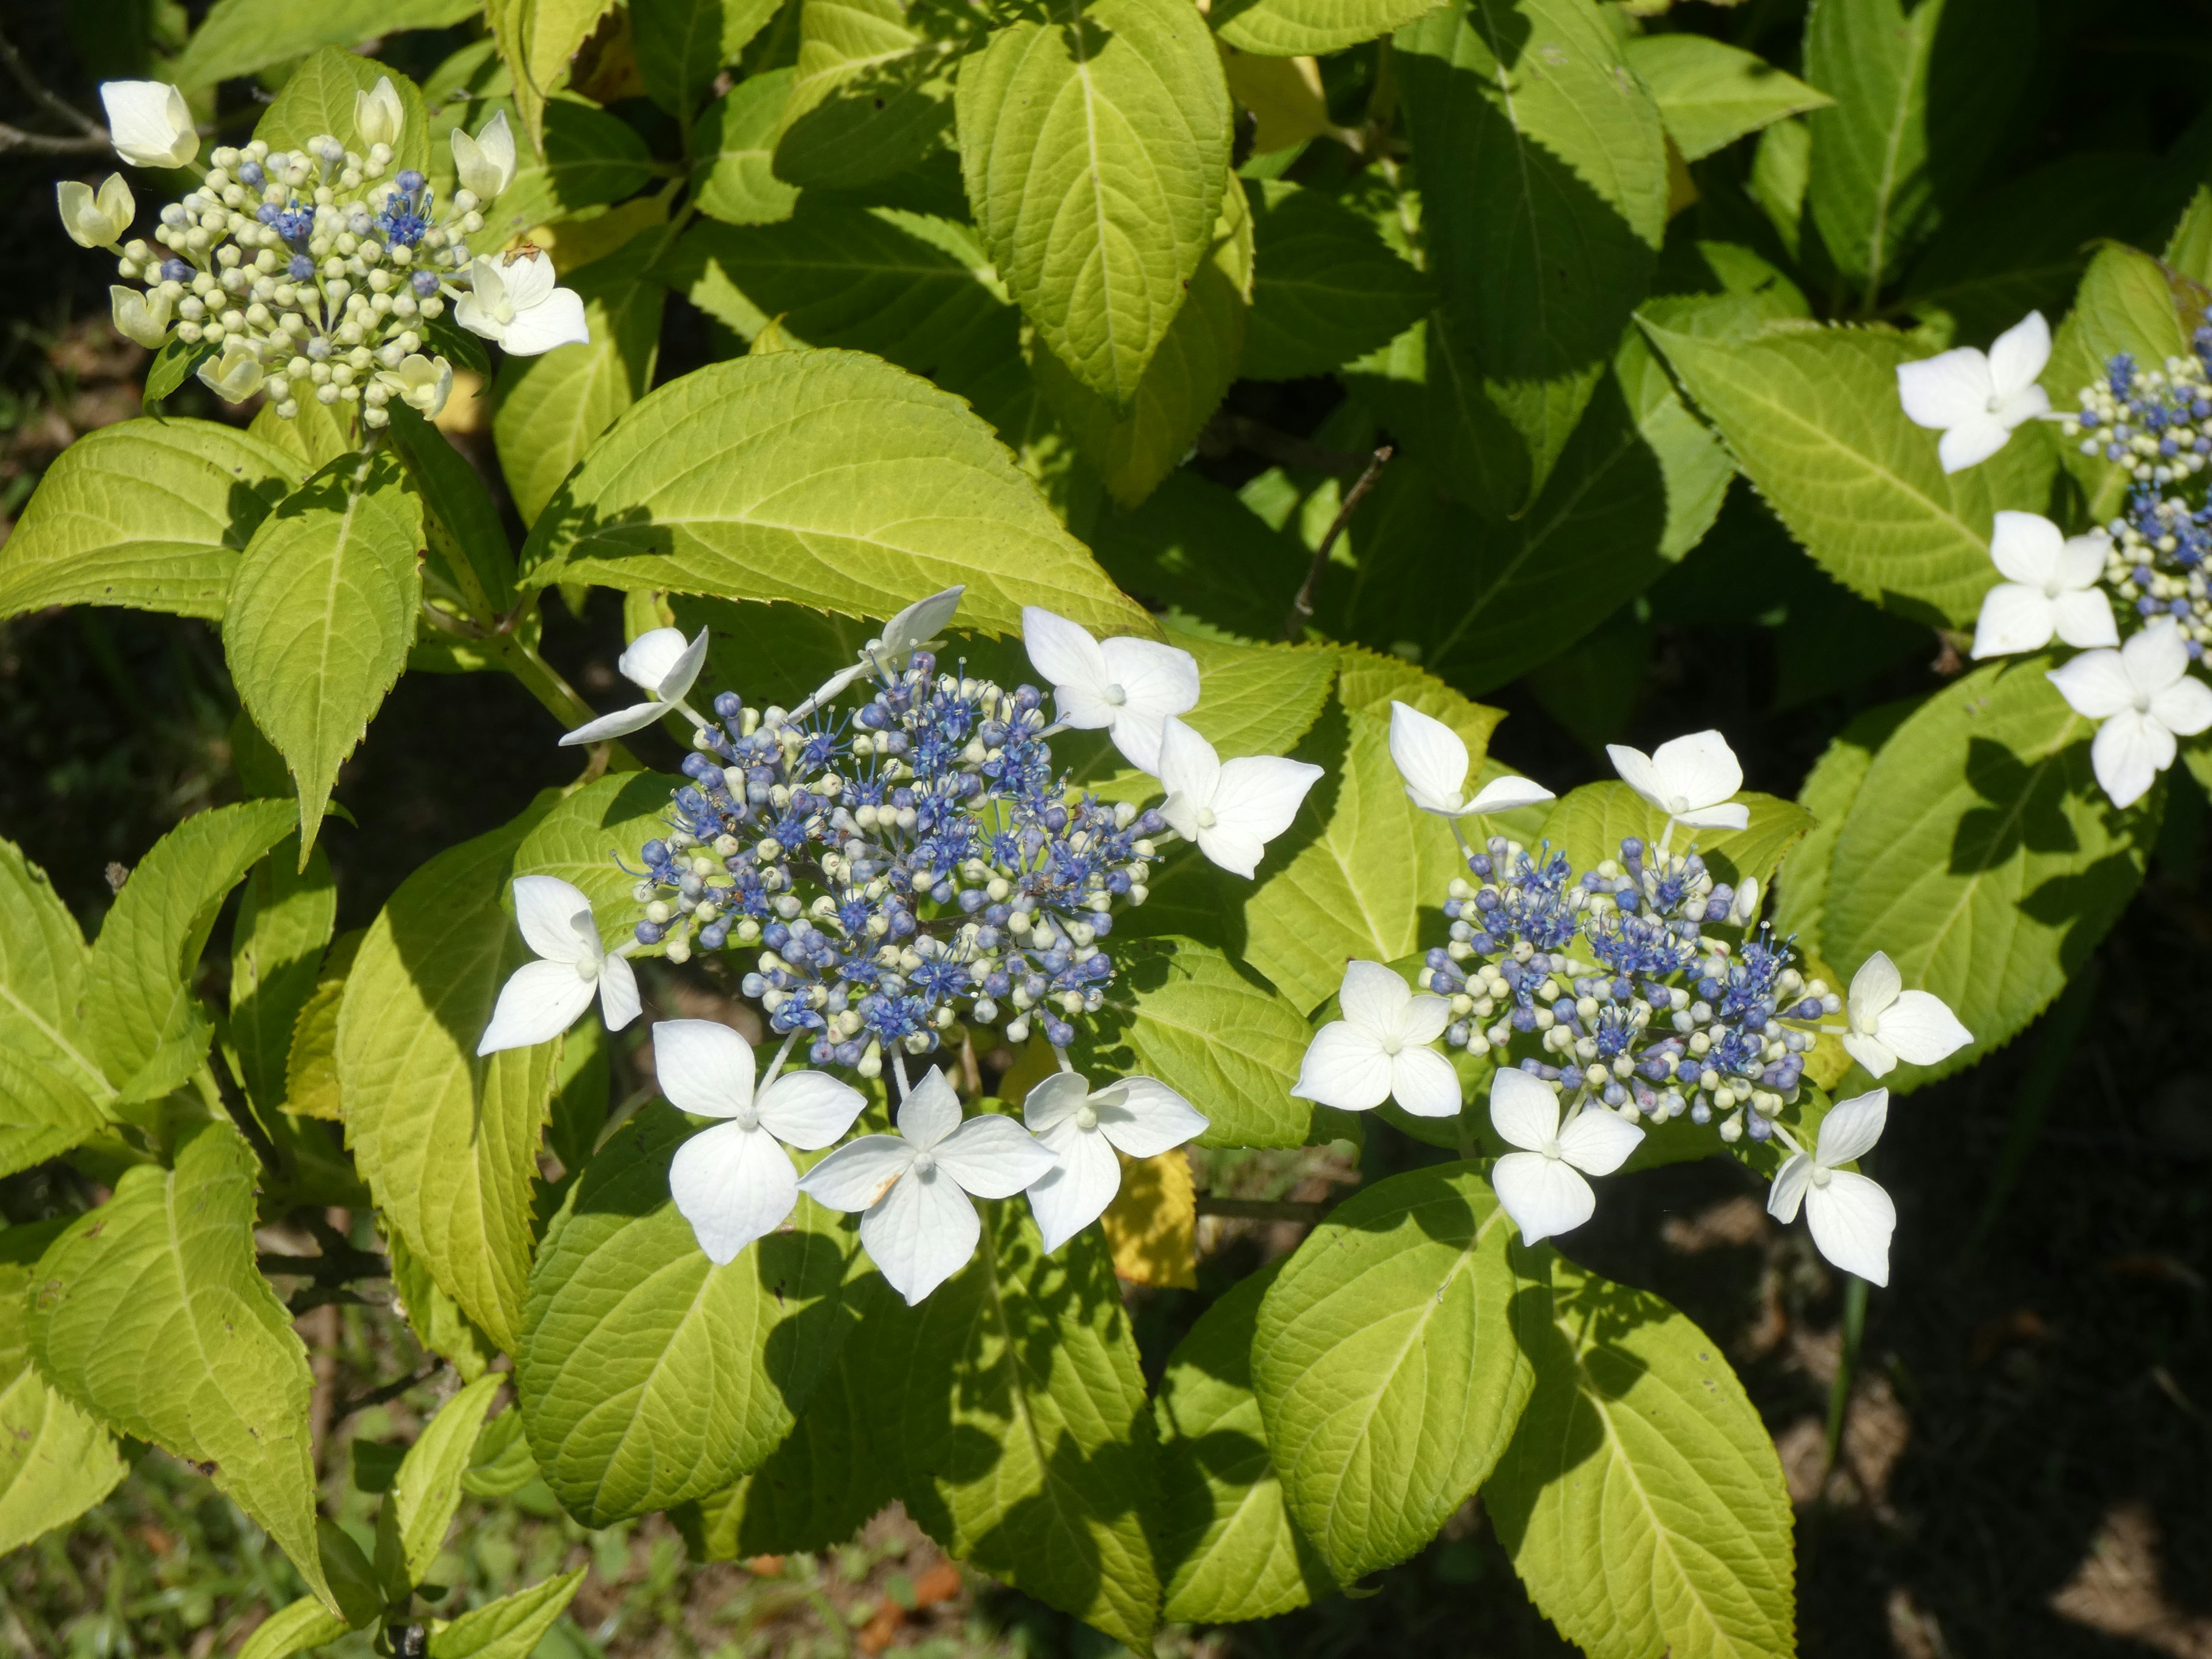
[57,176,133,251]
[377,353,453,419]
[2045,617,2212,808]
[478,875,641,1054]
[1155,715,1323,879]
[1607,729,1750,834]
[1292,959,1460,1118]
[1896,310,2052,474]
[1021,606,1200,773]
[454,253,590,357]
[1020,1070,1208,1251]
[1839,952,1972,1079]
[450,110,517,199]
[100,80,197,171]
[196,338,266,403]
[1387,700,1554,819]
[559,626,710,745]
[1488,1067,1643,1244]
[1767,1088,1895,1285]
[1971,511,2118,658]
[109,284,169,349]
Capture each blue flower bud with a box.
[396,169,427,193]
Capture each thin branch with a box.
[0,121,112,156]
[1196,1196,1335,1224]
[1281,445,1393,641]
[329,1361,447,1425]
[0,26,107,139]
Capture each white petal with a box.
[1022,607,1110,698]
[1805,1171,1895,1286]
[1099,637,1202,722]
[477,959,595,1054]
[618,627,695,697]
[1815,1087,1888,1168]
[1105,710,1170,774]
[1847,950,1902,1023]
[933,1113,1057,1198]
[807,662,869,706]
[797,1134,915,1211]
[1491,1152,1594,1246]
[1875,991,1972,1067]
[1650,730,1743,811]
[1986,310,2051,399]
[1338,959,1411,1035]
[102,81,196,169]
[499,286,592,355]
[1488,1066,1562,1152]
[1839,1031,1897,1077]
[652,1018,755,1118]
[1387,702,1469,807]
[1395,990,1453,1048]
[1155,717,1220,837]
[2048,590,2120,650]
[859,1165,980,1304]
[452,291,505,346]
[2090,709,2172,809]
[596,952,641,1031]
[1466,774,1555,813]
[1021,1070,1094,1135]
[1194,822,1270,880]
[500,252,558,310]
[1896,347,1994,430]
[1555,1104,1644,1176]
[1290,1022,1394,1111]
[881,586,964,656]
[755,1070,866,1150]
[669,1120,798,1264]
[2153,672,2212,737]
[2123,616,2191,693]
[1766,1153,1813,1224]
[1987,511,2064,586]
[1051,683,1118,733]
[1970,585,2055,659]
[512,875,597,964]
[1937,418,2014,474]
[1025,1123,1122,1252]
[1995,382,2051,430]
[1211,756,1324,848]
[1605,743,1670,809]
[1388,1046,1463,1119]
[896,1066,964,1149]
[1092,1077,1209,1157]
[558,700,676,746]
[2046,649,2138,719]
[1671,801,1752,831]
[2054,530,2111,592]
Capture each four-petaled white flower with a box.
[1386,701,1554,819]
[1020,607,1200,774]
[450,110,517,200]
[803,586,967,707]
[1897,310,2052,474]
[377,353,453,419]
[354,75,405,153]
[100,81,197,171]
[560,626,709,746]
[58,175,133,250]
[799,1068,1055,1304]
[454,253,590,357]
[478,875,641,1054]
[2046,617,2212,808]
[656,1020,867,1264]
[1767,1088,1896,1286]
[1488,1067,1645,1245]
[109,283,169,349]
[1021,1071,1209,1251]
[1971,511,2118,659]
[1607,730,1750,833]
[197,339,265,403]
[1156,716,1323,879]
[1292,960,1461,1119]
[1840,951,1972,1079]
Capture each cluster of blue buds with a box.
[627,653,1164,1080]
[1420,835,1841,1144]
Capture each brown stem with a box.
[305,1301,340,1472]
[1196,1196,1336,1224]
[1281,445,1393,641]
[0,26,108,139]
[329,1361,446,1426]
[0,121,112,155]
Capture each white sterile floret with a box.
[1020,1070,1209,1251]
[109,284,170,349]
[1971,512,2119,658]
[656,1020,866,1264]
[454,252,590,356]
[1840,951,1972,1079]
[1767,1088,1896,1285]
[2046,618,2212,808]
[1606,729,1750,832]
[100,80,198,171]
[798,1068,1055,1304]
[560,626,710,745]
[377,354,453,419]
[804,585,967,706]
[1292,959,1460,1118]
[1155,716,1323,879]
[1021,607,1199,773]
[450,109,517,200]
[1896,310,2052,474]
[197,338,266,403]
[354,76,405,152]
[57,176,133,250]
[1487,1067,1644,1245]
[478,875,641,1054]
[1386,701,1554,819]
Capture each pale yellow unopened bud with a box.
[109,283,171,348]
[59,174,135,249]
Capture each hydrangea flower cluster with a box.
[63,77,588,433]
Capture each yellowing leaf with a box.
[1219,46,1343,154]
[1101,1149,1196,1288]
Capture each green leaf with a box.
[389,1228,502,1384]
[494,238,669,527]
[236,1598,349,1659]
[461,1407,541,1498]
[0,419,302,622]
[471,100,657,253]
[426,1567,587,1658]
[2043,243,2196,518]
[691,71,804,224]
[1242,180,1431,382]
[1087,473,1306,641]
[338,804,559,1350]
[228,839,338,1119]
[957,0,1233,405]
[388,408,520,620]
[893,1206,1159,1650]
[1154,1263,1334,1622]
[143,336,218,410]
[1211,0,1445,56]
[774,0,975,189]
[488,0,621,147]
[1802,0,2034,298]
[517,1104,859,1525]
[513,772,686,943]
[0,1055,105,1183]
[282,931,362,1123]
[636,0,781,116]
[375,1374,504,1596]
[0,1226,126,1554]
[252,396,360,474]
[1252,1162,1536,1582]
[1772,698,1921,965]
[1819,657,2150,1089]
[86,800,300,1104]
[1540,782,1817,897]
[520,349,1155,637]
[224,454,425,850]
[1486,1255,1796,1659]
[175,0,475,89]
[1395,0,1667,512]
[2165,185,2212,285]
[1645,320,2057,627]
[1035,179,1252,507]
[254,46,434,173]
[28,1122,336,1612]
[0,838,107,1105]
[1624,34,1830,164]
